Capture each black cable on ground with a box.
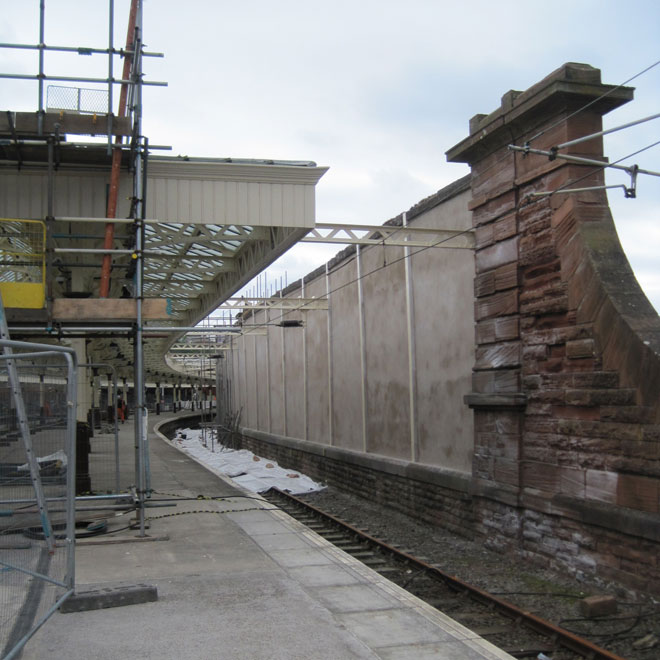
[147,506,280,521]
[558,609,657,639]
[490,590,584,599]
[150,491,284,504]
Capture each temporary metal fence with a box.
[0,338,77,660]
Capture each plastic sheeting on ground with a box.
[171,428,325,495]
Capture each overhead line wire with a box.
[230,139,660,331]
[457,58,660,185]
[518,137,660,211]
[258,141,660,325]
[526,58,660,146]
[231,140,660,334]
[219,61,660,343]
[234,224,476,330]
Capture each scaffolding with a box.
[0,2,331,546]
[0,0,163,534]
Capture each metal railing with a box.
[46,85,109,115]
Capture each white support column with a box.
[241,335,248,422]
[280,289,287,437]
[302,279,308,441]
[252,311,259,429]
[403,211,419,462]
[356,246,368,453]
[325,263,334,446]
[266,307,272,434]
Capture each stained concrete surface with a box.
[21,412,512,660]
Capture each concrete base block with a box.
[60,584,158,613]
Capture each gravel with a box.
[300,486,660,660]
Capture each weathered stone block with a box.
[475,342,521,370]
[586,469,618,504]
[616,474,659,513]
[470,189,517,225]
[565,388,636,407]
[493,458,520,487]
[475,271,496,298]
[600,405,653,424]
[566,338,595,359]
[579,595,617,618]
[523,461,559,492]
[520,291,569,316]
[476,290,519,320]
[572,371,619,389]
[495,262,519,290]
[559,467,586,498]
[476,236,519,272]
[551,405,601,421]
[472,369,521,394]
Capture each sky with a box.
[2,0,659,311]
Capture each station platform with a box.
[24,411,514,659]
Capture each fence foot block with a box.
[60,584,158,613]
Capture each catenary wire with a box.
[441,58,660,195]
[526,58,660,146]
[229,132,660,337]
[218,63,660,346]
[518,137,660,211]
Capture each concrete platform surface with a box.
[23,411,514,660]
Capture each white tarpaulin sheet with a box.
[172,428,325,495]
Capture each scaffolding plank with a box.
[52,298,171,321]
[1,112,132,137]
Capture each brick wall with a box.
[233,428,476,538]
[448,62,660,593]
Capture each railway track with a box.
[263,487,626,660]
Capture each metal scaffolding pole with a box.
[38,0,45,134]
[131,1,148,536]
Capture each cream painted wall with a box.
[232,182,475,473]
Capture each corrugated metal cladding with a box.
[0,160,327,227]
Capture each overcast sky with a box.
[2,0,659,311]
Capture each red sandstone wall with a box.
[448,63,660,592]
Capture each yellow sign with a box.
[0,219,46,309]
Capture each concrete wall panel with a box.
[234,179,475,471]
[328,256,364,452]
[267,315,285,436]
[284,321,305,439]
[255,326,269,432]
[412,189,475,471]
[305,277,330,444]
[361,245,410,460]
